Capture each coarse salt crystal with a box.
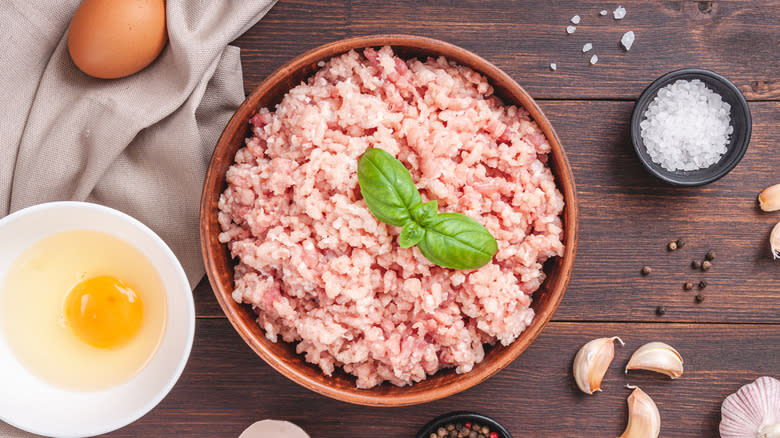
[600,9,608,16]
[589,54,598,64]
[550,63,557,71]
[566,25,576,34]
[571,15,581,24]
[613,5,626,19]
[621,31,635,51]
[640,79,733,172]
[583,43,593,52]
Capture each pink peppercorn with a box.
[489,433,499,438]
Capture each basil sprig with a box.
[357,148,497,270]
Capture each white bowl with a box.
[0,202,195,438]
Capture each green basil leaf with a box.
[357,148,422,227]
[410,200,438,227]
[398,222,424,248]
[416,213,498,270]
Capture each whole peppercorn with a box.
[667,241,678,251]
[481,426,490,434]
[438,427,448,437]
[691,260,701,269]
[696,294,705,303]
[699,280,708,289]
[430,433,438,438]
[447,424,455,431]
[684,282,693,290]
[676,238,686,248]
[656,306,666,316]
[472,423,480,431]
[469,431,478,438]
[641,266,652,276]
[705,250,716,261]
[702,260,712,271]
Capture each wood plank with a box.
[104,318,780,437]
[195,101,780,322]
[234,0,780,100]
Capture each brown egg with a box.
[67,0,167,79]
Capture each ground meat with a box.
[218,46,564,388]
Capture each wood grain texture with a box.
[105,318,779,437]
[194,101,780,323]
[234,0,780,100]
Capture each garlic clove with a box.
[720,376,780,438]
[625,341,684,379]
[759,184,780,212]
[573,336,624,394]
[618,386,661,438]
[771,222,780,260]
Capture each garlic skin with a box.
[625,342,684,379]
[759,184,780,212]
[720,376,780,438]
[619,386,661,438]
[573,336,624,394]
[771,222,780,260]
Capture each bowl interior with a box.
[201,35,578,406]
[630,68,752,186]
[0,202,194,438]
[415,411,513,438]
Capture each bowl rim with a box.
[0,201,195,437]
[415,411,514,438]
[630,67,752,186]
[200,34,578,406]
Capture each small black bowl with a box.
[630,68,752,186]
[415,411,513,438]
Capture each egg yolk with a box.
[63,276,143,349]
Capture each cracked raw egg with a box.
[1,230,167,391]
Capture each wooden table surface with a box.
[112,1,779,436]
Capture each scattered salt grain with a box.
[571,15,581,24]
[550,63,557,71]
[640,79,733,172]
[566,25,576,34]
[582,43,593,52]
[621,31,635,51]
[589,54,598,64]
[600,9,608,16]
[613,5,626,19]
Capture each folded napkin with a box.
[0,0,275,436]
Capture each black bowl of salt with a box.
[630,68,751,186]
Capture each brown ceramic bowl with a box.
[200,35,578,406]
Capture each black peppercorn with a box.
[641,266,652,276]
[699,280,707,289]
[702,260,712,271]
[684,282,693,290]
[705,250,715,261]
[691,260,701,269]
[695,294,705,303]
[656,306,666,315]
[676,238,685,248]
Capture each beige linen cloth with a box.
[0,0,275,436]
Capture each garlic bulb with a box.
[771,222,780,260]
[625,342,684,379]
[720,376,780,438]
[573,336,623,394]
[618,386,661,438]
